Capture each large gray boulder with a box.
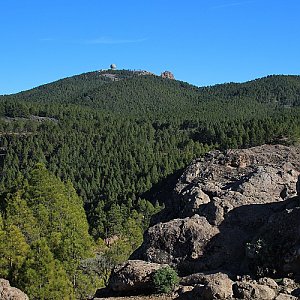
[132,215,219,265]
[181,272,233,300]
[175,145,300,225]
[232,281,276,299]
[0,279,29,300]
[108,260,167,293]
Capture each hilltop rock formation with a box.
[161,71,175,80]
[0,279,29,300]
[101,144,300,299]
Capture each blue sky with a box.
[0,0,299,94]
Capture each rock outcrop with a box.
[0,279,29,300]
[161,71,175,80]
[133,215,219,265]
[108,260,168,293]
[180,272,234,299]
[132,144,300,276]
[101,145,300,299]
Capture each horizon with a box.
[1,0,300,94]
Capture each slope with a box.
[0,70,299,245]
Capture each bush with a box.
[152,266,179,294]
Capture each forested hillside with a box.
[0,70,299,298]
[202,75,300,106]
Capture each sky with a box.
[0,0,300,94]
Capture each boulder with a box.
[279,278,300,295]
[131,215,219,265]
[257,277,278,290]
[108,260,167,293]
[174,145,300,225]
[175,285,196,300]
[179,188,210,218]
[232,281,276,299]
[161,71,175,80]
[0,279,29,300]
[275,294,298,300]
[181,272,233,300]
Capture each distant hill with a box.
[3,71,300,105]
[203,75,300,106]
[2,71,300,121]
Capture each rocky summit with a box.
[98,144,300,299]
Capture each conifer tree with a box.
[18,239,74,300]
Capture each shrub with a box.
[152,266,179,294]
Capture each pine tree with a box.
[0,224,30,281]
[18,239,74,300]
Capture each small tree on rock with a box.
[152,266,179,294]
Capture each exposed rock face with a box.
[108,260,167,293]
[132,145,300,276]
[161,71,175,80]
[0,279,29,300]
[175,145,300,224]
[103,145,300,299]
[246,206,300,276]
[133,215,219,265]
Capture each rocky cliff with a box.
[97,144,300,299]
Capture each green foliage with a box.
[152,266,179,294]
[0,224,30,280]
[18,239,74,300]
[0,73,299,244]
[0,166,96,299]
[0,70,300,296]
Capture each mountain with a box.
[2,72,300,112]
[0,70,299,228]
[0,70,300,298]
[5,70,300,108]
